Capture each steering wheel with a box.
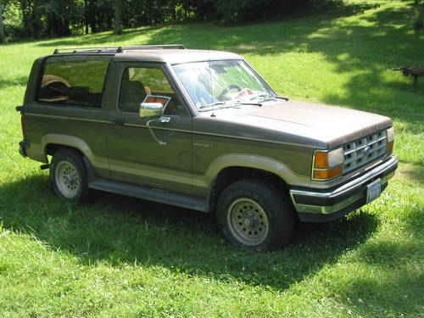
[218,84,242,100]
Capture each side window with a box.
[119,66,187,115]
[37,56,110,108]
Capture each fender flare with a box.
[205,153,299,186]
[42,134,94,159]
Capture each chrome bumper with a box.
[290,156,398,222]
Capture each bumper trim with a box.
[290,156,398,222]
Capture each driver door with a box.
[105,63,194,195]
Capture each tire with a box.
[50,149,89,203]
[216,179,295,252]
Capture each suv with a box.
[17,45,398,251]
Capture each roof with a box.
[50,45,243,65]
[115,49,242,64]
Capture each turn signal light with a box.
[313,149,344,181]
[313,166,343,180]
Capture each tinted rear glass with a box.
[37,56,111,107]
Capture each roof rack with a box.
[53,44,185,55]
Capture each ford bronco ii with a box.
[17,45,398,251]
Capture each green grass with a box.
[1,0,424,316]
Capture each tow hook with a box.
[40,164,50,170]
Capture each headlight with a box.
[312,148,344,180]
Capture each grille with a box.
[343,130,387,174]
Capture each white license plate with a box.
[366,179,381,203]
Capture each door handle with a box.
[158,116,171,124]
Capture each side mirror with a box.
[139,102,163,118]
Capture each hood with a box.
[199,100,393,148]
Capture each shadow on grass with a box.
[0,76,28,89]
[339,213,424,316]
[1,174,377,292]
[395,162,424,186]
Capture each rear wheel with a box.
[50,149,89,202]
[216,179,295,251]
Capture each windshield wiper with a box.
[198,101,231,112]
[233,101,262,107]
[256,95,289,103]
[198,100,262,112]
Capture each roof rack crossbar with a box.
[121,44,185,51]
[53,44,185,55]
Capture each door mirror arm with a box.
[146,116,172,146]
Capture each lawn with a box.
[1,0,424,317]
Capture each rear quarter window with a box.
[37,56,111,107]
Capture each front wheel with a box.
[216,180,295,251]
[50,149,89,203]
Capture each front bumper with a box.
[290,156,398,222]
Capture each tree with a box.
[213,0,310,24]
[44,1,72,37]
[113,0,122,34]
[84,0,113,33]
[19,0,41,38]
[0,0,5,43]
[2,0,339,41]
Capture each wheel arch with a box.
[205,154,297,212]
[44,135,97,182]
[209,166,290,213]
[43,134,93,159]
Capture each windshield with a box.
[172,60,276,110]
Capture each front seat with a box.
[120,74,147,113]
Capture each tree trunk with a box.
[86,0,98,33]
[84,0,89,34]
[0,2,5,43]
[114,0,123,35]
